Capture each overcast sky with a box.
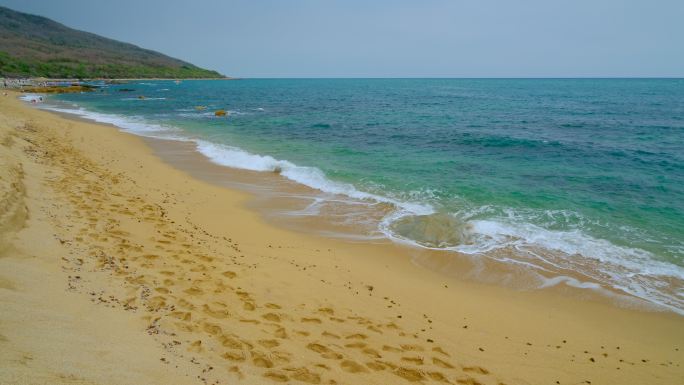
[2,0,683,78]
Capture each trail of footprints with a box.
[28,125,503,384]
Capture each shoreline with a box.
[1,91,683,384]
[0,77,236,92]
[138,127,666,313]
[37,92,683,316]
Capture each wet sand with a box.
[1,91,682,384]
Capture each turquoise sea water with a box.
[40,78,684,313]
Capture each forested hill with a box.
[0,6,225,79]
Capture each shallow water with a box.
[42,78,684,313]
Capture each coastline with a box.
[137,127,675,312]
[1,91,682,384]
[0,77,236,84]
[42,93,682,315]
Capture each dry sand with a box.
[0,91,682,384]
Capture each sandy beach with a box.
[1,91,682,384]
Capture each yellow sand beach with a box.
[1,91,682,384]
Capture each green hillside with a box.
[0,6,225,79]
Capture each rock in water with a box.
[214,109,227,117]
[390,213,472,248]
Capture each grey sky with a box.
[2,0,683,78]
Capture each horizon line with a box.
[224,76,684,80]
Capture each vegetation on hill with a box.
[0,6,225,79]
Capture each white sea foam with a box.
[380,209,684,314]
[467,218,682,280]
[38,101,432,217]
[539,275,604,290]
[121,97,167,101]
[194,140,434,215]
[37,104,182,139]
[20,94,43,102]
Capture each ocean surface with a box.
[34,78,684,314]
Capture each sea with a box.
[28,78,684,314]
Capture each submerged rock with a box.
[20,85,96,94]
[390,213,472,248]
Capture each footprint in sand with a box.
[222,351,246,362]
[188,340,203,353]
[201,322,222,336]
[301,317,322,324]
[274,327,288,339]
[289,367,322,384]
[401,356,424,365]
[344,342,367,349]
[432,357,454,369]
[427,371,450,383]
[345,333,367,340]
[394,367,425,382]
[382,344,403,353]
[221,270,237,279]
[432,346,450,356]
[262,312,281,322]
[322,331,340,339]
[220,334,243,350]
[463,365,489,375]
[401,344,424,352]
[202,304,231,319]
[307,343,343,360]
[318,307,335,315]
[362,348,382,358]
[258,339,280,348]
[340,359,369,373]
[262,371,289,382]
[366,361,386,371]
[251,351,274,368]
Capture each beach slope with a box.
[0,92,682,384]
